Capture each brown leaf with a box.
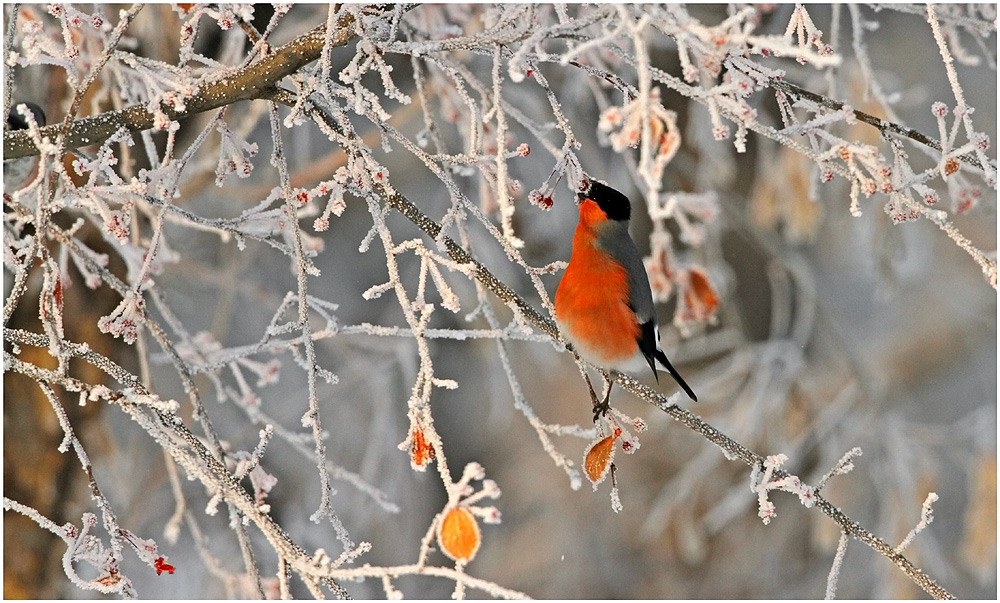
[584,429,621,484]
[438,507,481,563]
[683,267,719,322]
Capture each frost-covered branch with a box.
[5,4,992,599]
[3,9,361,160]
[255,100,952,593]
[4,327,352,598]
[768,76,995,173]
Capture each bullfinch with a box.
[554,180,697,418]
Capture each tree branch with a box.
[261,58,959,596]
[3,13,356,160]
[3,327,352,599]
[769,76,996,174]
[4,8,968,597]
[372,175,956,601]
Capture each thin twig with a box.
[768,76,995,174]
[3,3,22,121]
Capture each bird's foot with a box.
[591,388,612,422]
[580,366,615,423]
[591,369,615,423]
[591,398,611,423]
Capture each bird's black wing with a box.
[637,319,660,378]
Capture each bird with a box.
[554,179,697,419]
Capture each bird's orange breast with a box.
[555,201,640,364]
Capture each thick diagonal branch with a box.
[3,328,351,599]
[375,186,955,601]
[260,73,954,597]
[3,14,354,160]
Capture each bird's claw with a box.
[590,370,615,422]
[591,392,612,422]
[591,401,610,423]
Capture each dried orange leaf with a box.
[154,557,176,576]
[410,429,435,470]
[584,431,619,485]
[438,506,481,562]
[683,268,719,322]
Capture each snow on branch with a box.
[4,3,991,598]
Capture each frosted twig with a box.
[473,243,586,490]
[825,530,849,600]
[2,4,21,120]
[315,562,531,599]
[612,374,952,600]
[4,327,352,598]
[895,492,940,554]
[815,447,863,492]
[4,6,141,324]
[926,4,996,183]
[749,453,815,524]
[491,43,521,248]
[4,499,138,597]
[267,102,345,547]
[767,75,995,175]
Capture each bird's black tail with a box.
[653,349,698,402]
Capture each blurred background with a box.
[4,4,995,599]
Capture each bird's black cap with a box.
[579,179,631,221]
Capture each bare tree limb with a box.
[4,7,978,598]
[369,166,955,601]
[3,13,356,160]
[3,327,353,599]
[769,76,996,173]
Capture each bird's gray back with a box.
[595,220,656,325]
